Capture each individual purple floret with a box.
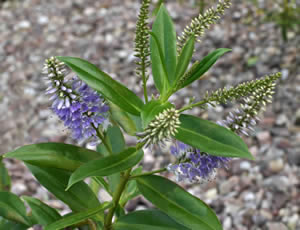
[42,57,109,144]
[168,141,230,183]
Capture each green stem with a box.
[104,169,132,230]
[142,69,149,103]
[88,219,97,230]
[103,143,144,230]
[130,168,166,179]
[92,124,113,155]
[178,99,208,113]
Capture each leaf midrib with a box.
[177,126,246,157]
[70,149,141,186]
[65,60,142,114]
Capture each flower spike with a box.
[43,57,109,144]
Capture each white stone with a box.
[240,161,251,171]
[243,192,255,202]
[205,188,218,200]
[38,15,49,25]
[16,20,31,29]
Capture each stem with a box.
[92,124,113,155]
[142,70,149,103]
[104,169,132,230]
[103,143,145,229]
[130,168,166,179]
[88,219,97,230]
[178,99,208,113]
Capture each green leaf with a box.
[22,196,61,226]
[4,143,100,172]
[0,159,11,191]
[152,4,177,85]
[26,164,102,218]
[107,125,125,154]
[175,114,253,159]
[106,125,125,193]
[67,148,144,190]
[174,35,195,83]
[141,100,173,128]
[109,102,137,136]
[150,32,169,94]
[57,56,144,115]
[45,202,111,230]
[136,176,222,230]
[0,192,31,226]
[113,210,190,230]
[179,48,231,89]
[0,217,28,230]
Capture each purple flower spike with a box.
[43,57,109,144]
[168,141,230,183]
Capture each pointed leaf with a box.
[22,196,61,226]
[26,164,102,218]
[136,175,222,230]
[179,48,231,89]
[152,4,177,84]
[174,35,195,83]
[175,114,253,159]
[57,56,144,115]
[0,192,31,226]
[45,202,111,230]
[150,32,169,94]
[113,210,189,230]
[67,148,144,189]
[4,143,100,172]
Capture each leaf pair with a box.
[151,4,231,99]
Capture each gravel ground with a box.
[0,0,299,229]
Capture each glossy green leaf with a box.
[22,196,61,226]
[4,143,100,172]
[0,158,11,191]
[67,148,144,190]
[0,217,28,230]
[150,32,169,94]
[136,176,222,230]
[45,202,111,230]
[179,48,231,89]
[175,114,253,159]
[109,102,137,135]
[57,56,144,115]
[152,4,177,85]
[174,35,195,83]
[0,192,31,226]
[106,125,125,193]
[113,210,189,230]
[107,125,125,154]
[26,164,102,218]
[141,100,173,128]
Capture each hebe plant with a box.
[0,0,281,229]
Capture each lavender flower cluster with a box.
[168,141,230,183]
[42,57,109,144]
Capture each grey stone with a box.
[267,222,288,230]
